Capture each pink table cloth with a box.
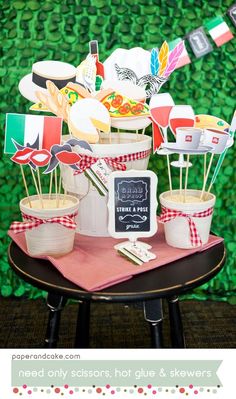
[8,224,223,292]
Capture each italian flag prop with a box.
[5,114,62,154]
[168,38,191,68]
[205,16,234,47]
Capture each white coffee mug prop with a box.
[175,127,202,149]
[203,128,230,154]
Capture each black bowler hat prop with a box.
[19,61,77,103]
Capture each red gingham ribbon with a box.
[159,206,214,247]
[10,212,78,234]
[73,149,151,175]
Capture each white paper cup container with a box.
[20,194,79,257]
[159,190,216,249]
[61,133,152,237]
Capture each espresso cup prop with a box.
[159,190,216,249]
[203,128,230,154]
[19,194,79,257]
[175,127,202,149]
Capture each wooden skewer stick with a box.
[200,152,214,200]
[98,129,101,144]
[58,174,62,195]
[207,181,213,195]
[30,167,43,207]
[180,166,183,201]
[54,168,58,206]
[61,167,67,206]
[203,153,207,180]
[57,174,62,208]
[20,165,32,208]
[37,167,44,208]
[63,188,67,205]
[184,154,190,203]
[49,173,53,200]
[166,154,172,195]
[118,128,121,144]
[108,126,112,144]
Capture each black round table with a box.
[8,240,225,349]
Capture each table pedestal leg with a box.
[75,301,90,348]
[143,299,163,348]
[44,293,67,348]
[167,296,186,348]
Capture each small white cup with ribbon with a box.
[159,189,216,249]
[10,194,79,257]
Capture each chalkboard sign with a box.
[108,170,158,240]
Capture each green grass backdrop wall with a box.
[0,0,235,300]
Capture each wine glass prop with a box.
[150,93,174,194]
[150,93,174,143]
[168,105,195,198]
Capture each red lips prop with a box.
[55,151,82,165]
[11,147,33,165]
[30,149,51,167]
[44,143,83,174]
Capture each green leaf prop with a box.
[95,75,103,91]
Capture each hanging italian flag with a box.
[205,16,234,47]
[4,114,63,154]
[168,38,191,69]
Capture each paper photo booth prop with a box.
[108,170,158,241]
[4,113,62,155]
[112,41,185,98]
[19,61,77,103]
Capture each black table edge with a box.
[8,242,226,303]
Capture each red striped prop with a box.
[159,206,214,247]
[10,212,78,233]
[73,149,151,175]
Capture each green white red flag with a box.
[4,114,63,154]
[205,16,234,47]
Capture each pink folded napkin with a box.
[8,224,223,292]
